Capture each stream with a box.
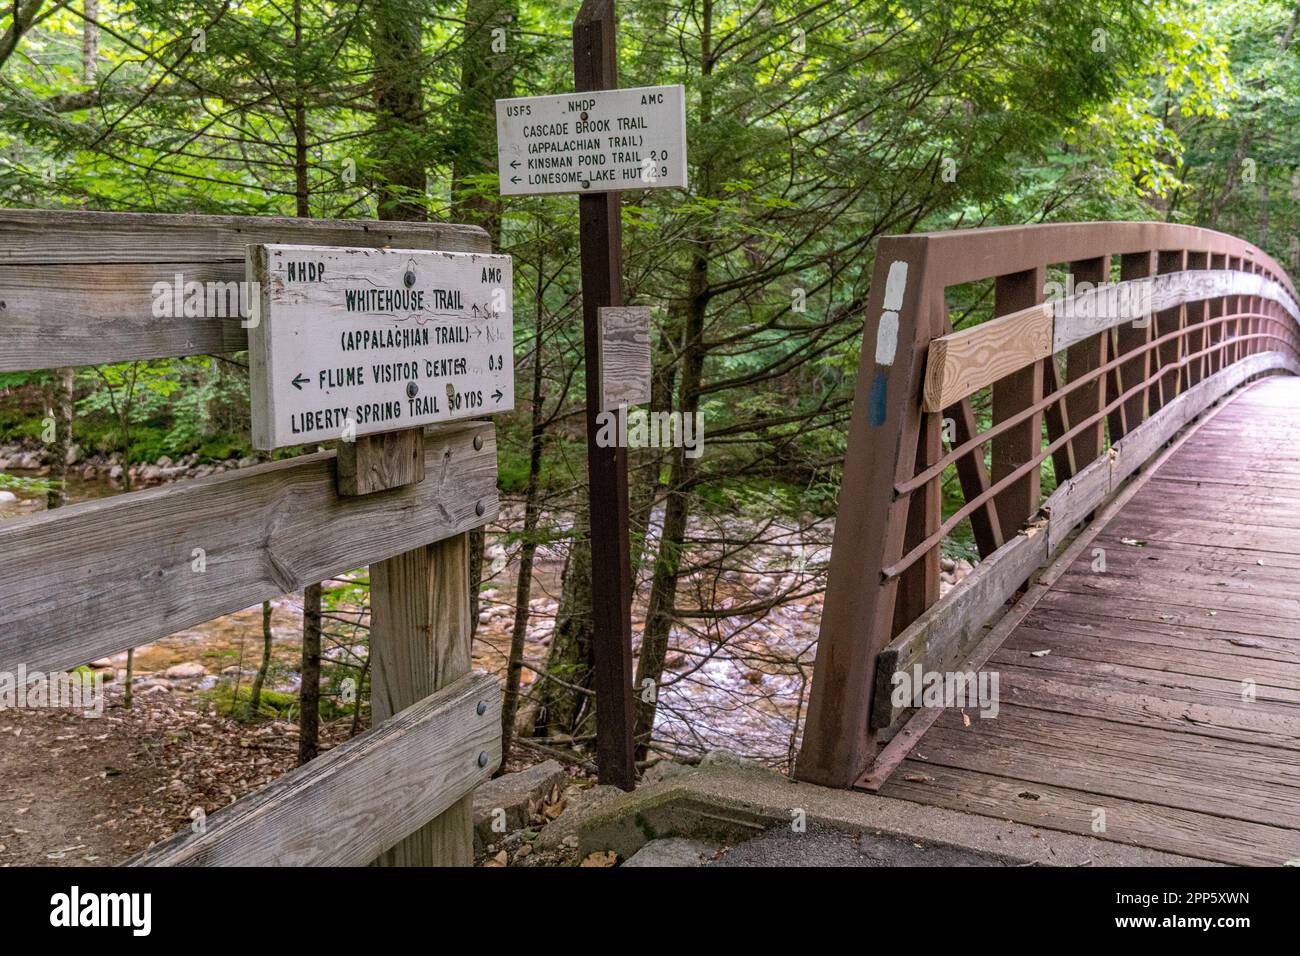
[3,468,829,769]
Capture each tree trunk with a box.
[0,0,48,72]
[532,522,595,739]
[631,297,705,757]
[630,0,715,759]
[82,0,98,83]
[250,600,273,714]
[498,272,547,762]
[629,317,680,575]
[45,367,73,509]
[452,0,517,638]
[370,0,427,221]
[468,529,486,640]
[298,583,322,764]
[451,0,516,239]
[123,649,134,709]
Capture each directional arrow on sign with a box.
[292,372,310,390]
[493,388,504,402]
[510,160,520,169]
[511,175,521,184]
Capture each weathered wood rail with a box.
[0,209,503,866]
[798,221,1300,790]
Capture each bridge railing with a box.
[797,222,1300,789]
[0,209,503,864]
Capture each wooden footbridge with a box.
[798,222,1300,866]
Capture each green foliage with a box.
[206,684,298,722]
[0,471,51,491]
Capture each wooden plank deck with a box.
[876,375,1300,866]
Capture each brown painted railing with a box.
[796,221,1300,789]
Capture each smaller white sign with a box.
[247,244,514,450]
[496,84,687,196]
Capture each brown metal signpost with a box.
[572,0,636,790]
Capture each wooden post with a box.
[357,428,479,865]
[1111,251,1153,439]
[1207,254,1226,376]
[1151,249,1185,411]
[1185,251,1208,386]
[990,267,1046,540]
[1228,256,1242,365]
[1065,256,1110,463]
[573,0,636,791]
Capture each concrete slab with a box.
[623,837,720,867]
[472,759,567,849]
[712,822,1006,867]
[579,763,1212,867]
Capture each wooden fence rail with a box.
[127,672,501,866]
[0,208,503,865]
[797,220,1300,789]
[0,422,497,675]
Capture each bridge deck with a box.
[877,376,1300,866]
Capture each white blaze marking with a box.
[876,311,899,365]
[874,260,908,366]
[883,260,909,310]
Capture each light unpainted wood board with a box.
[598,306,652,410]
[921,303,1052,411]
[127,671,501,866]
[0,421,497,673]
[0,209,489,372]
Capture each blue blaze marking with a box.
[868,369,888,426]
